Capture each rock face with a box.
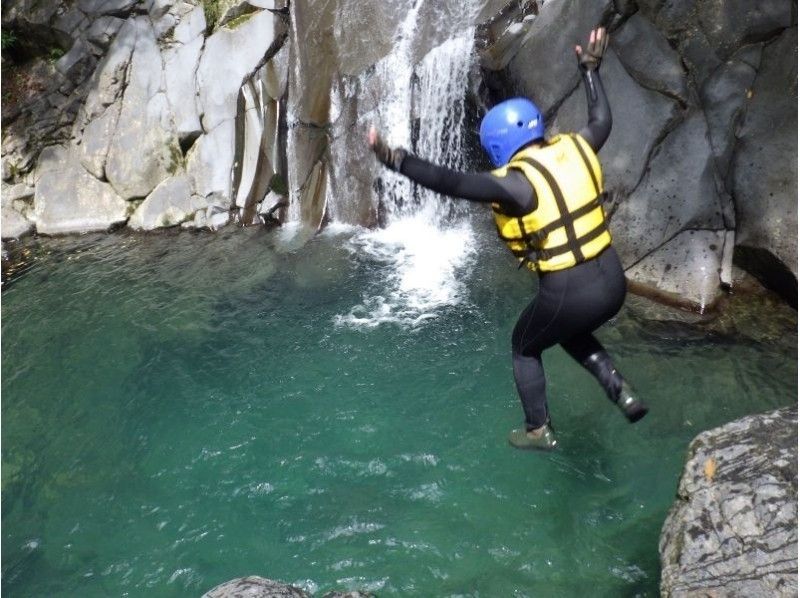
[478,0,797,310]
[2,0,290,235]
[201,576,373,598]
[660,406,798,597]
[1,0,796,310]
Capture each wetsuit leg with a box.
[511,247,627,430]
[561,334,624,402]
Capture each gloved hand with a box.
[368,126,407,172]
[575,27,609,71]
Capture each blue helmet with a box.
[479,98,545,167]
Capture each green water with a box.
[2,221,796,597]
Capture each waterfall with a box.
[330,1,482,328]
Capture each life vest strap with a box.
[569,134,600,196]
[537,220,609,262]
[513,156,585,263]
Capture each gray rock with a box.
[232,77,275,210]
[1,206,34,240]
[207,205,232,230]
[660,406,798,597]
[612,13,689,104]
[128,175,205,230]
[612,111,727,266]
[52,7,90,46]
[33,146,129,235]
[701,45,761,176]
[202,576,308,597]
[86,16,126,51]
[197,9,286,132]
[495,0,613,115]
[2,183,35,206]
[77,0,138,18]
[697,0,794,59]
[55,39,96,85]
[625,229,727,311]
[105,17,182,200]
[163,11,204,144]
[186,119,236,200]
[188,9,287,203]
[548,48,681,197]
[732,27,797,278]
[172,3,207,44]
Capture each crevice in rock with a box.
[733,246,797,308]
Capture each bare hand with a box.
[575,27,608,71]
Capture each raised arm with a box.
[575,27,612,153]
[367,127,535,216]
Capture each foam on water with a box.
[334,212,476,329]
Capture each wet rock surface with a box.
[660,406,798,597]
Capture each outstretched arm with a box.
[575,27,612,153]
[367,127,535,216]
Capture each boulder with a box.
[33,146,129,235]
[128,175,205,230]
[201,575,374,598]
[732,27,797,280]
[660,406,798,597]
[105,17,183,200]
[202,576,307,597]
[1,207,34,240]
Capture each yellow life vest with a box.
[490,133,612,273]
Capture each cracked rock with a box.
[660,406,798,597]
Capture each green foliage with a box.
[269,173,288,196]
[48,47,65,62]
[202,0,221,31]
[1,28,16,51]
[224,11,255,29]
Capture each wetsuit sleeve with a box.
[577,68,612,153]
[399,154,535,215]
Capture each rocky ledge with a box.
[202,576,371,598]
[660,406,798,597]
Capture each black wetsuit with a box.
[398,68,628,430]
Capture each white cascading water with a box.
[334,1,481,328]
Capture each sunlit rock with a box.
[128,175,206,230]
[163,6,206,146]
[33,146,129,235]
[660,406,798,597]
[1,207,34,240]
[105,17,182,200]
